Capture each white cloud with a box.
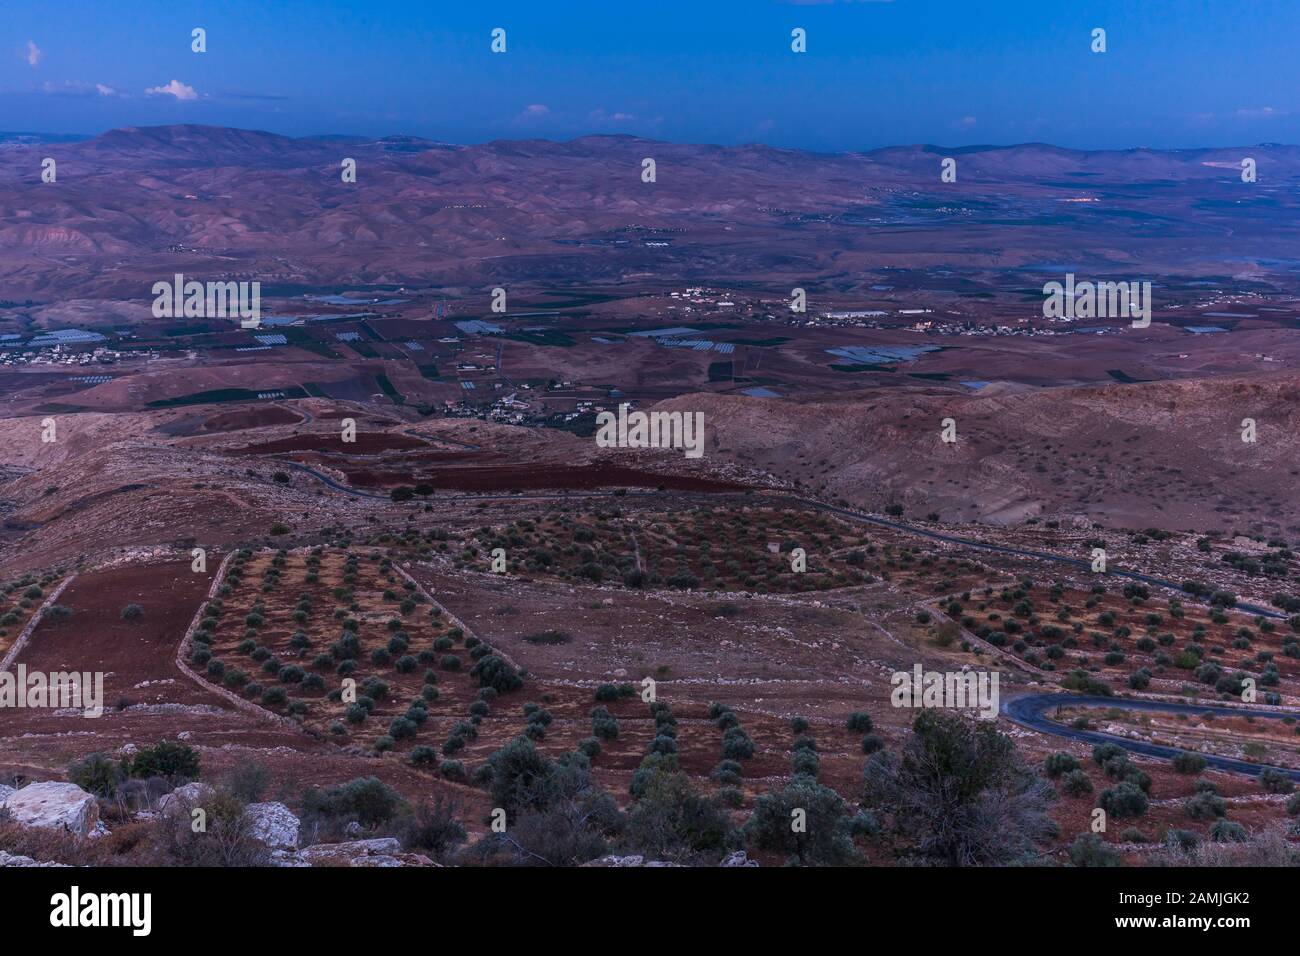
[957,115,977,128]
[1236,106,1284,120]
[25,40,42,68]
[145,79,199,101]
[522,103,549,116]
[40,80,120,98]
[589,108,637,123]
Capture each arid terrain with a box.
[1,126,1298,870]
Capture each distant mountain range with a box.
[3,124,1300,301]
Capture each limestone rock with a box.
[156,781,213,814]
[244,802,299,850]
[0,781,100,837]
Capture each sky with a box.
[1,0,1298,151]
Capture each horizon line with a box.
[5,124,1299,157]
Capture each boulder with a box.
[719,850,759,867]
[582,854,682,867]
[289,837,432,868]
[244,802,299,850]
[0,850,68,868]
[0,781,99,837]
[156,781,213,814]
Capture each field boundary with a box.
[173,551,305,732]
[396,562,523,673]
[0,574,76,673]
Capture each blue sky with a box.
[1,0,1298,150]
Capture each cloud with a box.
[588,108,638,123]
[25,40,42,68]
[956,115,977,128]
[40,80,120,98]
[218,90,289,102]
[1236,106,1285,120]
[521,103,550,116]
[145,79,199,101]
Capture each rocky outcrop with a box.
[583,851,758,867]
[273,837,434,867]
[0,781,99,837]
[156,781,214,814]
[0,850,68,867]
[244,802,299,850]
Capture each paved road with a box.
[1004,693,1300,781]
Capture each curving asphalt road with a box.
[1004,693,1300,781]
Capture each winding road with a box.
[1004,693,1300,781]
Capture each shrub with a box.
[470,654,522,693]
[411,746,439,767]
[846,712,873,733]
[1259,768,1293,795]
[1098,782,1148,819]
[261,687,287,707]
[1068,832,1120,867]
[1171,752,1207,774]
[302,777,406,829]
[1184,791,1227,820]
[131,741,200,782]
[1210,819,1248,842]
[68,752,128,798]
[1043,752,1081,778]
[1060,769,1094,797]
[120,603,144,621]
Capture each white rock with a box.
[0,781,100,837]
[719,850,759,867]
[244,802,300,850]
[291,838,423,867]
[156,781,213,814]
[0,784,14,803]
[0,849,68,867]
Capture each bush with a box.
[860,734,884,755]
[261,687,287,707]
[846,712,873,733]
[1098,782,1148,819]
[470,654,522,693]
[1210,819,1248,842]
[1068,832,1120,867]
[1183,791,1227,820]
[1043,752,1081,778]
[131,741,200,782]
[440,654,462,672]
[68,752,127,798]
[1059,769,1094,797]
[1171,751,1207,774]
[302,777,406,830]
[120,603,144,621]
[1259,768,1293,795]
[410,746,439,767]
